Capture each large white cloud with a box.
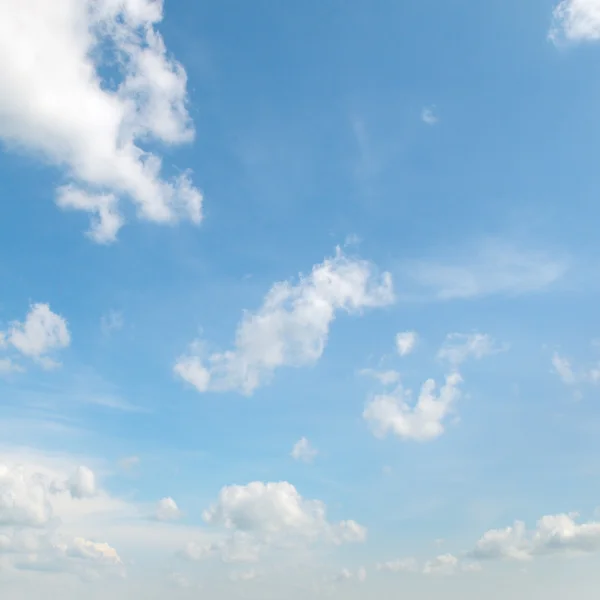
[175,248,394,395]
[550,0,600,42]
[193,481,366,563]
[0,0,202,242]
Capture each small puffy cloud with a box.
[421,106,439,125]
[423,553,459,575]
[550,0,600,42]
[291,437,318,463]
[363,372,462,442]
[175,248,394,395]
[0,0,202,242]
[181,533,261,565]
[438,333,505,367]
[155,497,182,521]
[331,520,368,545]
[396,331,418,356]
[470,513,600,562]
[3,303,70,369]
[68,537,122,566]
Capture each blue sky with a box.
[1,0,600,598]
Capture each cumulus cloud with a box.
[175,248,394,395]
[423,553,459,575]
[403,240,566,300]
[550,0,600,42]
[470,513,600,563]
[291,438,318,463]
[155,497,182,521]
[437,333,505,367]
[363,372,462,442]
[2,303,70,370]
[334,566,367,583]
[199,481,366,561]
[396,331,418,356]
[0,0,202,242]
[0,464,53,527]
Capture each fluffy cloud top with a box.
[175,248,394,395]
[0,0,202,242]
[363,372,462,442]
[550,0,600,42]
[156,497,182,521]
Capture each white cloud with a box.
[552,351,600,386]
[56,187,124,244]
[470,513,600,561]
[363,372,462,442]
[396,331,418,357]
[68,537,122,566]
[421,106,439,126]
[0,0,202,242]
[3,303,70,369]
[117,456,140,471]
[438,333,505,367]
[550,0,600,42]
[403,240,566,300]
[67,466,97,499]
[0,463,53,526]
[155,497,182,521]
[202,481,367,550]
[423,553,459,575]
[229,568,259,582]
[291,438,318,463]
[175,248,394,395]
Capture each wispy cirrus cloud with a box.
[399,240,567,301]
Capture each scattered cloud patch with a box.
[1,303,70,370]
[396,331,418,356]
[552,351,600,386]
[291,437,318,463]
[0,0,202,242]
[470,512,600,561]
[438,333,506,367]
[155,497,182,521]
[421,106,439,125]
[175,248,394,395]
